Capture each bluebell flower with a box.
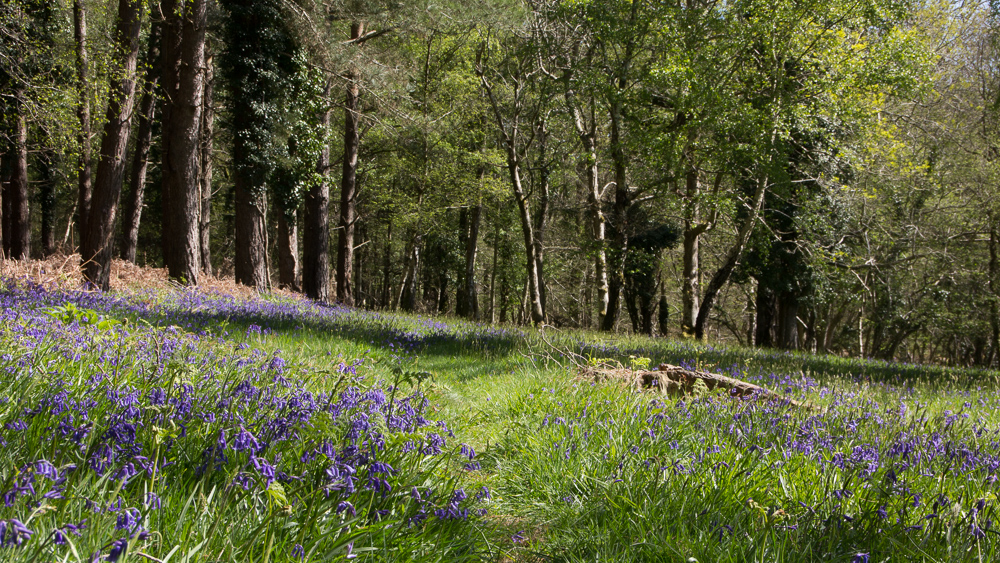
[107,539,128,562]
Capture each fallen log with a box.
[579,363,814,409]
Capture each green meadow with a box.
[2,282,999,562]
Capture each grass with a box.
[2,278,1000,562]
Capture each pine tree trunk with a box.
[7,107,29,259]
[81,0,143,289]
[234,180,267,288]
[336,22,363,305]
[160,0,206,284]
[278,210,300,291]
[74,0,92,247]
[303,81,332,301]
[199,45,214,275]
[121,21,160,263]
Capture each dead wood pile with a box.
[579,362,814,409]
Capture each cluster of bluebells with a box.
[515,379,1000,553]
[0,278,522,362]
[0,280,488,560]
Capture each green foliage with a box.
[219,0,298,199]
[46,302,121,330]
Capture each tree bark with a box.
[0,157,7,257]
[277,210,300,291]
[563,80,608,328]
[398,234,420,312]
[379,217,392,308]
[74,0,92,247]
[489,220,499,323]
[658,293,670,337]
[121,20,161,263]
[199,45,214,275]
[463,204,481,319]
[233,180,268,288]
[81,0,143,289]
[479,61,544,324]
[693,174,768,340]
[336,22,363,306]
[534,119,550,316]
[990,221,999,367]
[681,159,711,337]
[160,0,206,284]
[6,107,29,259]
[303,81,332,301]
[510,156,546,325]
[778,292,799,350]
[681,225,702,337]
[601,101,629,331]
[754,282,774,347]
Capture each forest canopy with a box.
[0,0,998,367]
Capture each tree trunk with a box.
[234,180,268,288]
[778,292,799,350]
[640,278,656,335]
[564,83,608,328]
[509,154,545,325]
[754,282,774,347]
[463,204,481,319]
[681,160,709,337]
[625,284,640,333]
[199,44,214,275]
[74,0,92,247]
[990,221,999,367]
[0,157,7,257]
[6,107,29,259]
[277,210,300,291]
[693,174,768,340]
[38,151,57,256]
[303,81,333,301]
[658,294,670,337]
[380,217,392,308]
[601,101,629,331]
[81,0,143,289]
[398,234,420,312]
[120,20,161,263]
[681,226,701,337]
[533,119,549,317]
[336,22,363,306]
[457,209,470,317]
[489,220,500,323]
[160,0,206,285]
